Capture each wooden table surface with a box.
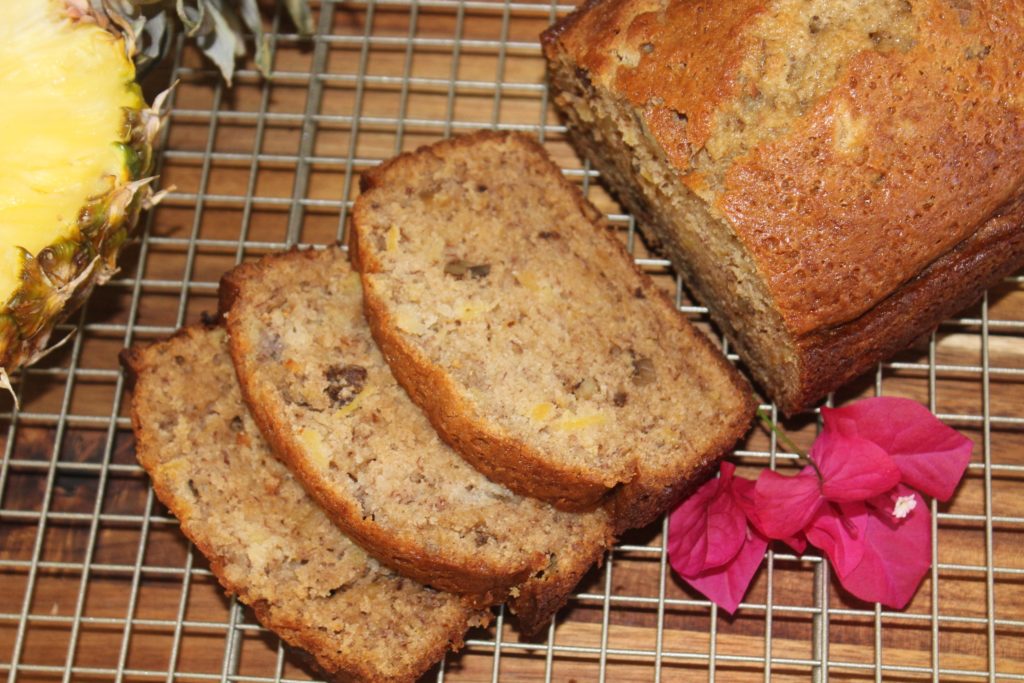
[1,2,1022,681]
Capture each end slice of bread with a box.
[540,1,1024,415]
[351,131,756,528]
[219,247,612,620]
[121,325,489,683]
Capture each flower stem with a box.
[755,408,825,481]
[756,408,806,457]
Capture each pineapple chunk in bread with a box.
[351,131,755,529]
[120,325,489,683]
[219,248,612,629]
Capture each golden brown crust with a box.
[720,8,1024,336]
[785,197,1024,414]
[508,531,610,635]
[550,0,1024,334]
[219,249,546,599]
[545,0,1024,415]
[121,327,487,683]
[352,131,755,521]
[243,599,481,683]
[541,0,765,160]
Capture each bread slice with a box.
[541,0,1024,415]
[351,131,755,528]
[218,247,612,624]
[120,325,489,683]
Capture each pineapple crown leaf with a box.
[71,0,311,84]
[284,0,314,34]
[176,0,206,36]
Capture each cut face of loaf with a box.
[542,0,1024,415]
[351,131,755,529]
[120,326,488,683]
[218,247,612,628]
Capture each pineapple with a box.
[0,0,311,392]
[0,0,163,388]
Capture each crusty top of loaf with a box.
[545,0,1024,336]
[122,325,486,683]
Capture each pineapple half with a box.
[0,0,163,385]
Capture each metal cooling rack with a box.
[1,1,1022,681]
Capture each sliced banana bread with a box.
[121,325,489,683]
[219,247,612,621]
[351,131,755,528]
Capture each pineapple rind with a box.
[0,1,162,372]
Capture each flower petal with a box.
[805,501,868,578]
[813,414,901,502]
[832,485,932,608]
[703,467,749,569]
[668,463,746,575]
[680,529,769,614]
[754,467,823,540]
[781,531,809,555]
[735,475,807,554]
[667,477,720,577]
[823,398,972,501]
[731,473,759,524]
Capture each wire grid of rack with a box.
[1,1,1023,681]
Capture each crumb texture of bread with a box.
[219,248,612,605]
[352,131,754,526]
[122,326,488,683]
[543,0,1024,414]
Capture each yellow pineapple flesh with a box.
[0,0,160,376]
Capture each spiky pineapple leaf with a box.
[191,1,246,85]
[283,0,313,34]
[229,0,273,82]
[176,0,205,35]
[92,0,311,84]
[135,8,168,69]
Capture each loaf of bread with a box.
[351,131,755,529]
[121,325,489,683]
[542,0,1024,415]
[219,247,612,630]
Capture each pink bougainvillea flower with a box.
[804,484,931,608]
[754,417,901,540]
[669,397,970,614]
[820,398,973,501]
[668,462,766,613]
